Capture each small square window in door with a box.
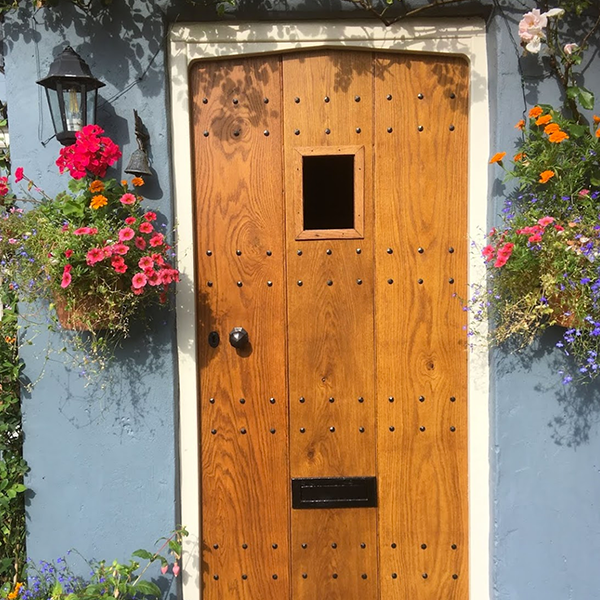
[294,145,364,239]
[303,155,354,230]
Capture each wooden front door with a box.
[191,50,469,600]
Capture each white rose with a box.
[544,7,565,18]
[519,9,547,52]
[564,43,579,55]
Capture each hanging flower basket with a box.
[53,294,119,332]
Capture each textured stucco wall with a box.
[4,0,600,598]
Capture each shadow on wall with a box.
[496,326,600,448]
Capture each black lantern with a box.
[36,46,105,146]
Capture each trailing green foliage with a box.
[0,283,27,586]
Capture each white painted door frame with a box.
[168,19,491,600]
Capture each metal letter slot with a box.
[292,477,377,509]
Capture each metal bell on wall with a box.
[125,148,152,177]
[125,109,152,177]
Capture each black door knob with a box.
[229,327,249,348]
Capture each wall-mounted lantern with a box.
[37,46,105,146]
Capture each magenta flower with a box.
[149,233,164,247]
[14,167,24,183]
[86,247,105,265]
[112,243,129,255]
[538,216,555,227]
[118,227,135,242]
[138,256,154,270]
[132,272,148,289]
[120,193,136,205]
[61,271,72,288]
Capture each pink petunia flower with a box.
[149,233,164,247]
[120,193,136,205]
[135,236,147,250]
[14,167,24,183]
[114,263,128,274]
[86,247,105,265]
[144,211,157,222]
[528,233,543,243]
[482,245,495,262]
[494,242,514,268]
[112,243,129,255]
[118,227,135,242]
[139,222,154,234]
[132,272,148,289]
[132,287,144,295]
[61,271,72,288]
[125,216,136,225]
[538,216,555,227]
[139,256,154,270]
[65,249,73,258]
[64,264,72,273]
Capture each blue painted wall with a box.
[487,5,600,599]
[4,0,600,597]
[3,0,180,581]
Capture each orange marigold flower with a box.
[544,123,560,134]
[514,152,525,162]
[548,130,569,143]
[132,176,145,187]
[89,179,104,193]
[515,119,525,130]
[8,583,23,600]
[121,179,128,186]
[539,170,555,184]
[529,106,543,118]
[90,194,108,209]
[489,151,506,164]
[596,128,600,138]
[594,115,600,124]
[535,114,552,126]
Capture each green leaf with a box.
[567,86,595,110]
[132,549,155,561]
[133,580,162,597]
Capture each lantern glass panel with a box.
[61,83,85,133]
[45,88,62,135]
[86,88,97,126]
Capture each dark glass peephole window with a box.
[302,155,355,230]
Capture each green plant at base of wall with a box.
[0,283,27,586]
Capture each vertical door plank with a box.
[283,50,376,477]
[374,54,469,600]
[191,57,290,600]
[292,508,378,600]
[283,51,378,600]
